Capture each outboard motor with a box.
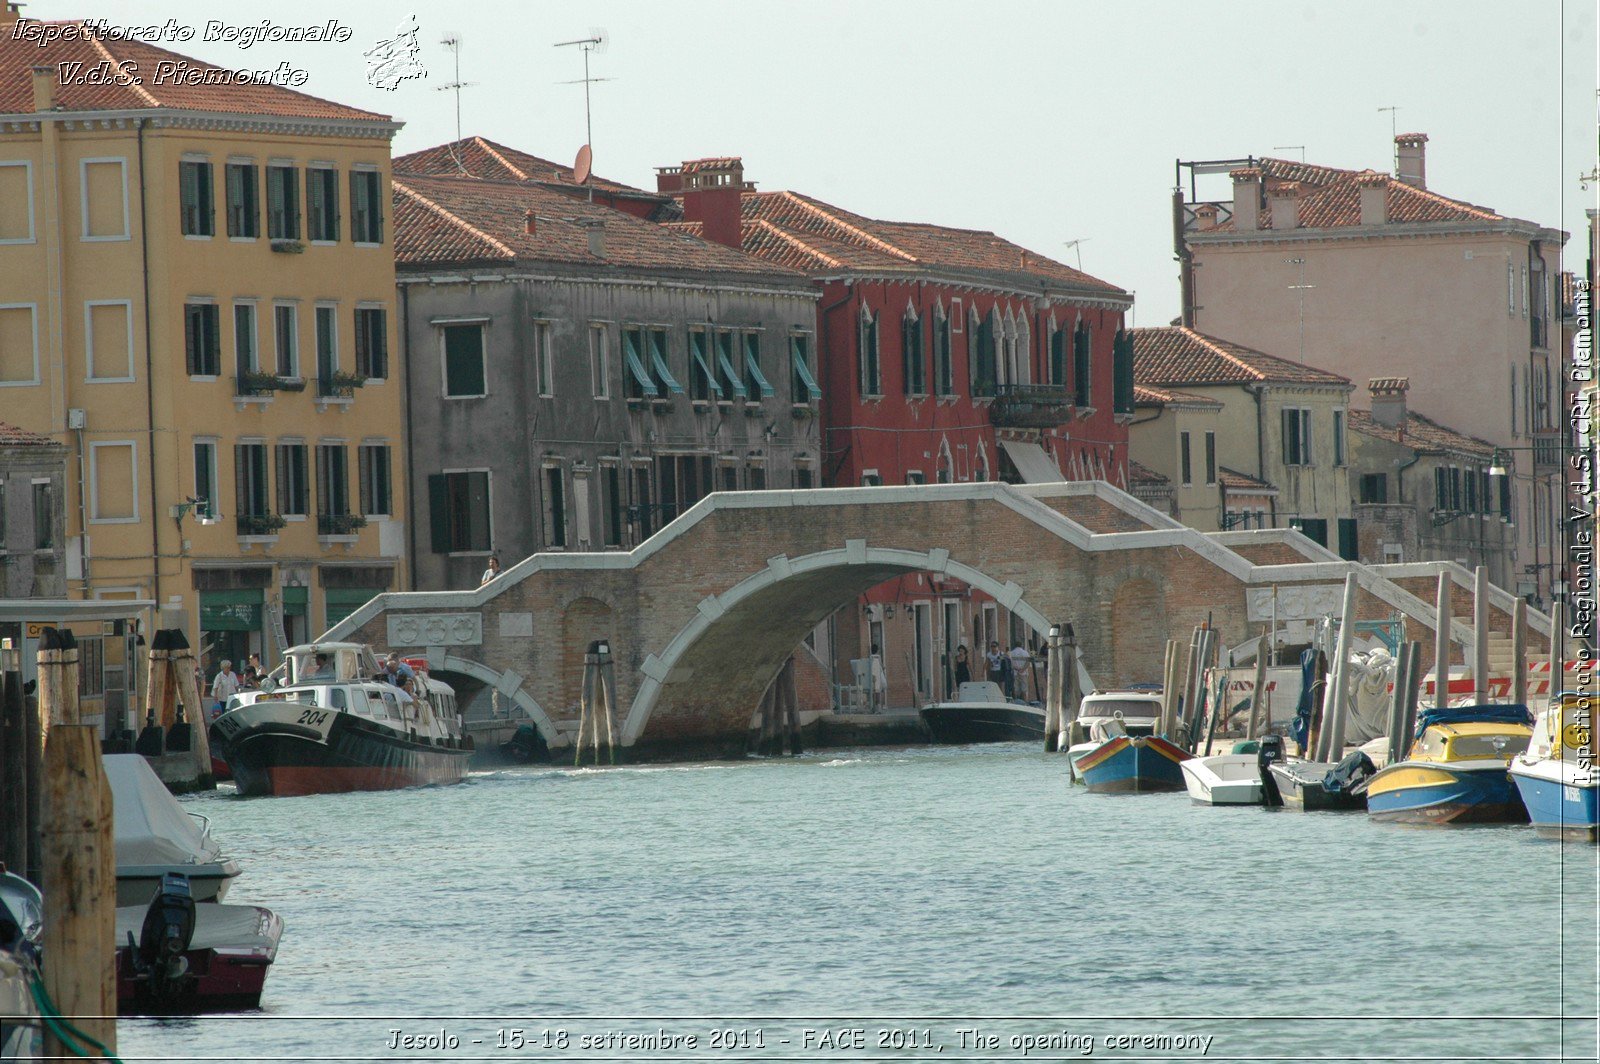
[0,865,43,968]
[129,873,197,1009]
[1322,749,1377,800]
[1256,734,1285,808]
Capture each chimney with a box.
[1230,168,1261,232]
[30,65,56,112]
[1356,171,1388,226]
[1269,182,1300,231]
[1369,377,1410,430]
[2,3,23,27]
[676,156,748,251]
[1395,132,1428,189]
[1194,203,1218,231]
[654,166,684,195]
[524,209,536,235]
[581,219,605,258]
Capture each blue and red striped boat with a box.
[1075,734,1193,793]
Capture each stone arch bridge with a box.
[327,482,1552,760]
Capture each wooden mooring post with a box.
[780,656,801,756]
[0,658,27,876]
[1433,572,1453,711]
[1386,640,1415,765]
[574,640,617,767]
[1042,627,1062,753]
[1472,565,1490,705]
[1247,634,1269,740]
[1510,597,1528,708]
[1158,639,1182,740]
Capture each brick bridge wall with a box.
[331,482,1551,760]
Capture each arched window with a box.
[937,437,954,483]
[1015,315,1031,387]
[858,305,880,397]
[974,441,990,482]
[970,309,997,398]
[931,300,953,396]
[901,301,925,397]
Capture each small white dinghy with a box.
[1180,753,1264,806]
[105,754,241,906]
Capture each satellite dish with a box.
[573,144,592,185]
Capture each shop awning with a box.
[998,439,1064,484]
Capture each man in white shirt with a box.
[1009,642,1034,701]
[210,660,240,719]
[480,555,502,586]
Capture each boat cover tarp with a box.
[1414,704,1533,738]
[115,903,280,953]
[105,754,221,868]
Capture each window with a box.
[442,323,486,398]
[315,443,349,518]
[1449,466,1462,510]
[1434,467,1449,511]
[1112,329,1135,415]
[650,328,684,395]
[1049,326,1067,388]
[0,162,33,242]
[902,311,925,396]
[1179,432,1192,486]
[747,464,766,490]
[790,333,819,403]
[971,312,996,398]
[544,467,567,548]
[1464,466,1478,512]
[354,306,386,380]
[276,443,309,516]
[742,332,773,399]
[715,330,747,400]
[1337,518,1358,561]
[795,466,815,490]
[429,471,491,552]
[350,168,382,244]
[193,441,217,519]
[622,327,656,400]
[273,304,298,377]
[80,158,127,239]
[1332,409,1346,466]
[235,442,270,517]
[225,162,258,238]
[858,308,881,397]
[232,303,258,374]
[688,329,717,402]
[314,304,338,384]
[32,480,52,549]
[89,443,137,522]
[1359,473,1388,503]
[601,464,623,547]
[85,300,133,381]
[306,167,339,242]
[358,443,391,516]
[533,320,554,397]
[1072,323,1091,407]
[266,164,300,240]
[1292,517,1328,547]
[590,324,610,398]
[1498,475,1512,521]
[179,160,213,236]
[0,304,38,384]
[184,302,221,376]
[932,311,953,396]
[632,467,654,539]
[1281,407,1313,466]
[906,470,926,485]
[1204,430,1217,485]
[861,471,882,487]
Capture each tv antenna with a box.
[1063,239,1089,270]
[1272,145,1306,162]
[437,34,477,171]
[1377,105,1400,172]
[555,30,611,153]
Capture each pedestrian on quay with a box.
[869,642,888,712]
[1009,640,1033,700]
[480,555,502,586]
[954,644,972,687]
[210,659,240,719]
[985,641,1006,688]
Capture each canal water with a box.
[123,744,1597,1063]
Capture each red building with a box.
[657,159,1136,490]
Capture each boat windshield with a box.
[1083,699,1160,720]
[1446,732,1527,761]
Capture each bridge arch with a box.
[431,653,561,747]
[622,542,1052,748]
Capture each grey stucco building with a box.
[392,140,820,591]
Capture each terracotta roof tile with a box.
[1218,467,1278,493]
[392,174,798,278]
[1132,326,1350,387]
[0,421,58,446]
[1210,157,1504,233]
[738,190,1126,295]
[0,22,389,121]
[1127,460,1170,486]
[393,137,654,196]
[1347,408,1496,458]
[1133,382,1223,407]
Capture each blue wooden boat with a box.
[1074,732,1192,793]
[1365,705,1533,825]
[1510,694,1598,841]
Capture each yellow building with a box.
[0,9,405,672]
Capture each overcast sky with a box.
[31,0,1600,327]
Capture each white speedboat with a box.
[1064,691,1163,782]
[106,754,241,906]
[1180,753,1265,805]
[1508,694,1596,840]
[920,681,1046,743]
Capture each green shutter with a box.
[428,473,450,552]
[444,324,485,396]
[200,589,263,632]
[282,585,309,616]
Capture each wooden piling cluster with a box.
[574,640,619,766]
[136,629,214,791]
[754,656,802,757]
[1040,624,1082,753]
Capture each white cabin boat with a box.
[1064,691,1163,783]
